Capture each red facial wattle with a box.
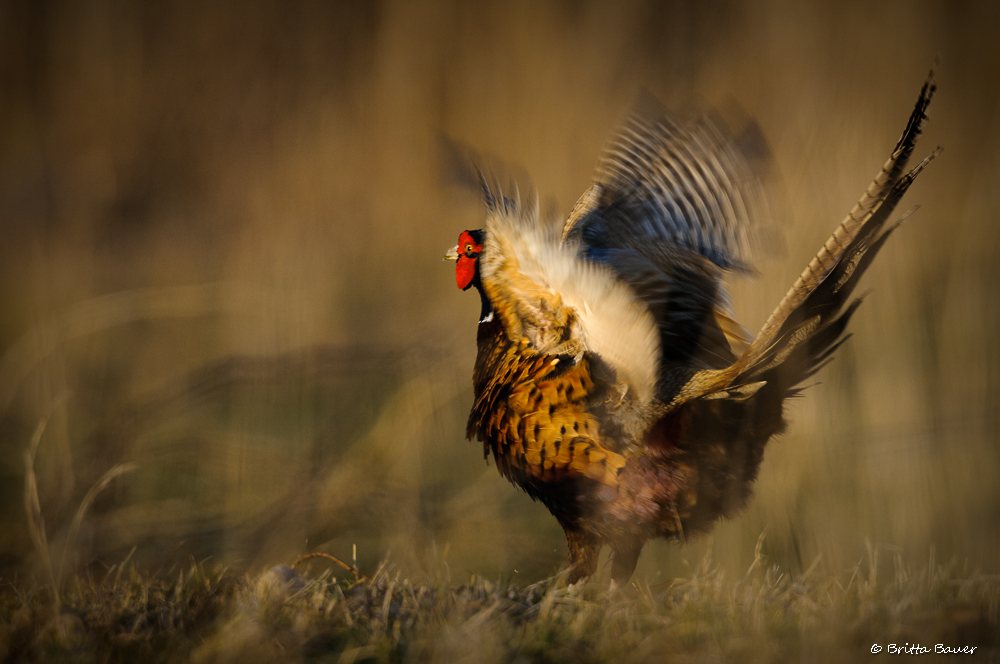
[454,230,483,290]
[456,255,477,290]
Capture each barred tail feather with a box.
[749,68,937,363]
[742,153,937,386]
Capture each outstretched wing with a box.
[563,94,770,270]
[474,169,662,404]
[563,98,771,389]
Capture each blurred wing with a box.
[563,94,771,271]
[562,97,771,383]
[473,170,662,404]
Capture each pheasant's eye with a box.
[465,244,474,255]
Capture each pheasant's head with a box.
[444,229,485,290]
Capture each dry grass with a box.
[1,546,997,663]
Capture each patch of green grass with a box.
[2,547,996,663]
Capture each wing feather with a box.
[564,96,771,272]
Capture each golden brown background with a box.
[1,0,997,585]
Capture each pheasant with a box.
[445,71,937,585]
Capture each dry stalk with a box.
[23,416,58,604]
[57,463,139,587]
[292,552,371,582]
[23,393,137,615]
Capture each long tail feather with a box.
[748,68,936,363]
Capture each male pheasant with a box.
[445,72,937,585]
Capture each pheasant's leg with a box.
[564,527,600,583]
[610,543,642,585]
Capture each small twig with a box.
[291,552,371,582]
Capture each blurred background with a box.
[1,0,997,586]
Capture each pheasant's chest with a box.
[470,338,626,487]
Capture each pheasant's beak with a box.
[443,245,459,261]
